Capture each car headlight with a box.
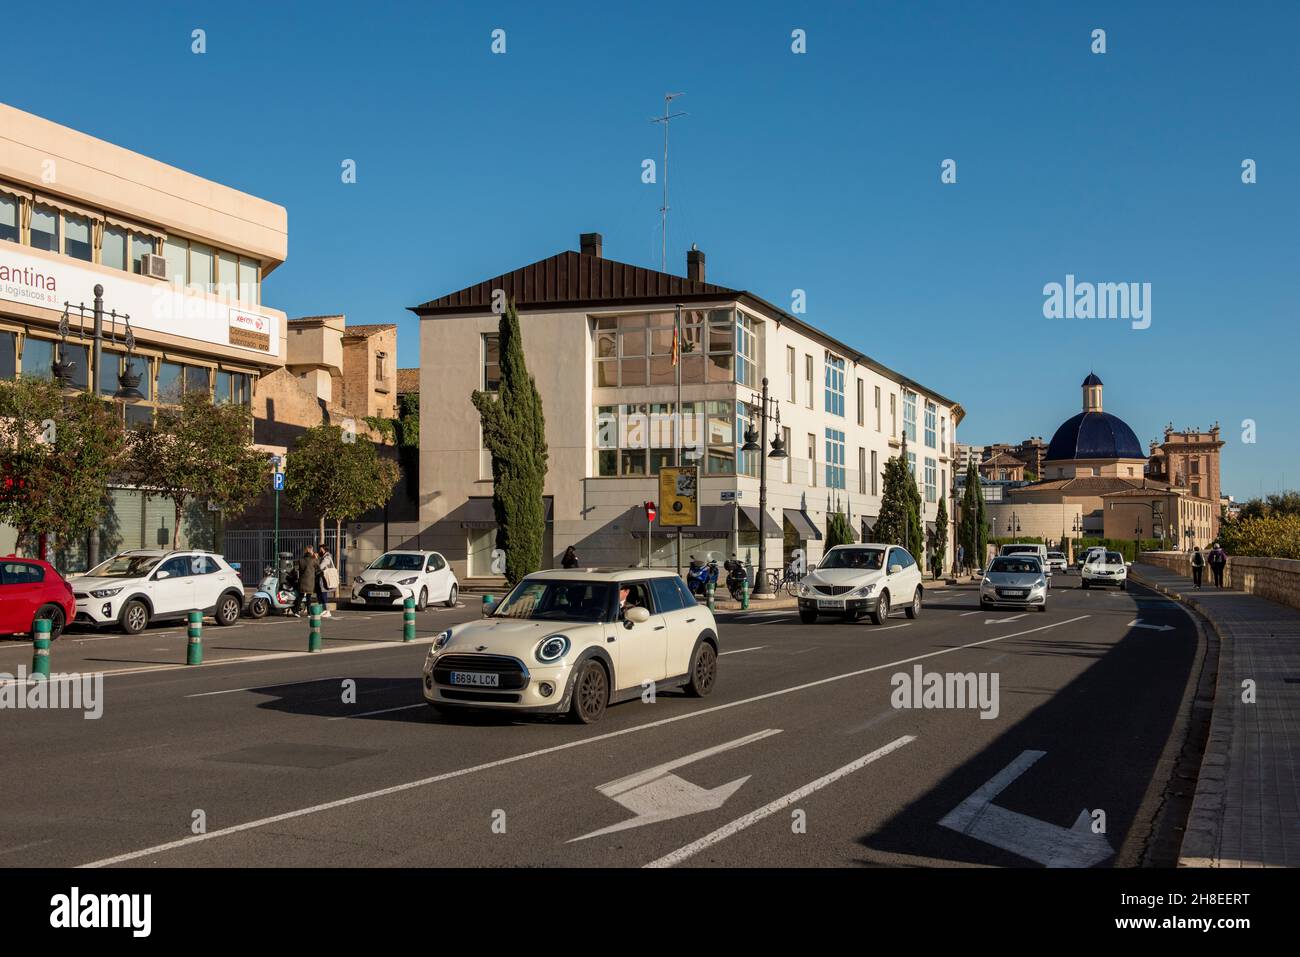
[849,582,876,597]
[398,577,418,586]
[353,576,364,584]
[1035,579,1045,588]
[433,629,453,652]
[798,582,813,596]
[536,635,570,663]
[90,586,123,598]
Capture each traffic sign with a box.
[644,501,657,522]
[273,472,285,491]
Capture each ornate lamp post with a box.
[740,376,787,595]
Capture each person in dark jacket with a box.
[1190,546,1205,589]
[1208,544,1228,588]
[561,546,579,569]
[294,547,319,616]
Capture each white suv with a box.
[71,550,245,633]
[1081,550,1128,590]
[797,543,924,625]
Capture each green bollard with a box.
[403,596,416,642]
[741,576,750,610]
[308,603,323,652]
[706,580,715,612]
[187,610,203,665]
[31,617,52,679]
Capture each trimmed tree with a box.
[284,424,400,548]
[825,511,854,549]
[0,377,126,558]
[128,391,270,549]
[959,460,985,571]
[933,495,948,577]
[471,299,549,584]
[875,455,923,558]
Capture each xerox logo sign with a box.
[49,887,151,937]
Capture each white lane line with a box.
[79,615,1088,868]
[960,612,979,617]
[644,734,916,868]
[874,622,913,631]
[186,676,347,698]
[719,646,765,656]
[328,703,425,721]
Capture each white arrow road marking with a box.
[985,615,1027,625]
[645,734,916,868]
[569,729,782,842]
[939,750,1113,868]
[1126,619,1175,632]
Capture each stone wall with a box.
[1139,550,1300,612]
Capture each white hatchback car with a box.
[797,543,924,624]
[350,550,458,610]
[1082,550,1128,590]
[70,549,245,634]
[422,569,718,723]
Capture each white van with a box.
[999,543,1051,584]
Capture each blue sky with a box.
[6,1,1296,498]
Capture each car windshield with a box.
[990,558,1040,575]
[493,580,614,622]
[1105,552,1124,565]
[1048,553,1065,560]
[86,555,162,578]
[368,553,424,572]
[1002,546,1039,555]
[819,548,885,571]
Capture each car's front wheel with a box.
[1081,579,1090,589]
[120,599,150,635]
[214,593,241,626]
[905,587,922,619]
[685,642,717,697]
[870,592,890,625]
[416,587,428,612]
[569,660,609,724]
[444,584,458,608]
[32,604,66,640]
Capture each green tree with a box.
[365,392,419,508]
[959,461,986,570]
[471,300,549,583]
[876,455,922,558]
[128,391,270,549]
[825,511,854,549]
[284,423,400,546]
[0,378,126,556]
[933,495,948,576]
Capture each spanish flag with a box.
[671,323,680,366]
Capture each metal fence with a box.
[222,528,348,586]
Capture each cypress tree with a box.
[471,299,549,583]
[933,495,948,576]
[876,455,923,558]
[825,511,854,549]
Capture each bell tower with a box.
[1082,372,1103,412]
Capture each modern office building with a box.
[412,232,963,581]
[0,101,288,561]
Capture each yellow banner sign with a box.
[658,466,699,526]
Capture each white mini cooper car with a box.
[351,550,458,610]
[422,569,718,723]
[797,543,924,624]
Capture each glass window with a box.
[620,448,646,476]
[875,386,881,431]
[64,214,92,261]
[158,361,183,403]
[735,313,758,387]
[706,352,732,383]
[0,331,15,379]
[481,334,500,391]
[595,360,618,388]
[925,457,937,504]
[856,379,864,426]
[238,258,259,304]
[706,447,735,475]
[804,354,813,408]
[786,346,796,401]
[189,242,215,293]
[650,577,685,613]
[621,356,647,386]
[30,206,58,252]
[903,391,917,442]
[596,330,616,358]
[102,226,127,270]
[217,251,238,300]
[871,450,879,496]
[185,365,210,395]
[58,342,89,390]
[1,194,20,243]
[21,336,54,380]
[824,354,845,417]
[825,428,846,489]
[163,236,188,285]
[99,352,122,397]
[234,372,249,406]
[215,371,231,404]
[924,400,937,447]
[596,449,618,476]
[131,233,155,274]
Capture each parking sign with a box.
[273,472,285,491]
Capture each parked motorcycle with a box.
[724,559,749,602]
[246,552,300,618]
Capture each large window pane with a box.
[158,361,183,403]
[648,355,674,385]
[706,352,733,382]
[620,448,646,476]
[21,337,54,379]
[217,250,238,300]
[0,195,19,243]
[126,405,153,430]
[185,365,210,395]
[621,329,645,357]
[678,354,704,385]
[163,237,188,285]
[0,331,16,379]
[620,358,646,386]
[30,206,58,252]
[124,356,151,400]
[63,344,89,390]
[238,258,259,304]
[214,371,231,404]
[131,234,155,274]
[596,331,616,358]
[99,352,121,397]
[596,449,617,476]
[189,242,214,293]
[64,214,92,261]
[595,360,618,387]
[102,227,127,270]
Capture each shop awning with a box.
[783,508,822,541]
[456,496,553,528]
[738,505,782,537]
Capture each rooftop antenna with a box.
[651,92,687,272]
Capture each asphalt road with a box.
[0,576,1203,868]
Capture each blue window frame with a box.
[825,428,846,489]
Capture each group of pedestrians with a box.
[292,544,340,617]
[1189,543,1229,590]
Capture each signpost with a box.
[643,501,657,567]
[658,465,699,573]
[271,456,284,565]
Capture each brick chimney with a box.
[687,243,705,283]
[580,232,603,258]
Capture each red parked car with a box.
[0,556,76,640]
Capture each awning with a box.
[738,505,782,537]
[456,496,553,528]
[784,508,822,541]
[627,504,732,539]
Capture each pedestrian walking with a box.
[294,547,319,616]
[1190,546,1205,589]
[1208,543,1228,588]
[957,543,965,575]
[561,545,579,569]
[317,543,338,617]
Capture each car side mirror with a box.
[155,571,170,580]
[624,606,650,626]
[888,563,902,575]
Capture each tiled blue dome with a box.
[1046,411,1144,461]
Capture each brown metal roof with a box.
[410,250,738,315]
[396,368,419,394]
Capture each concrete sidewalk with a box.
[1131,561,1300,867]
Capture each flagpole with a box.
[674,302,683,578]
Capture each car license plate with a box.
[818,599,845,609]
[450,671,499,688]
[1004,590,1026,598]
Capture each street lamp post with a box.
[740,377,786,595]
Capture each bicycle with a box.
[766,566,805,597]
